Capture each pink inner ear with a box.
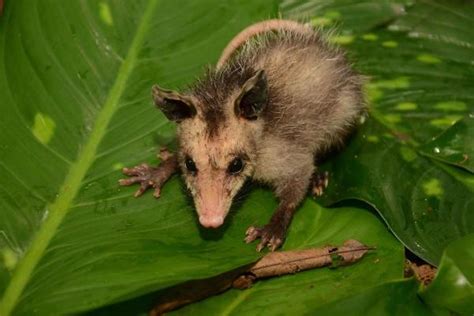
[152,85,196,122]
[235,70,268,120]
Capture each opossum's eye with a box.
[185,157,197,174]
[227,158,244,174]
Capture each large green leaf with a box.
[0,1,278,314]
[281,0,474,265]
[2,0,473,314]
[420,234,474,315]
[103,202,403,315]
[95,201,474,316]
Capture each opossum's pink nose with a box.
[199,215,224,228]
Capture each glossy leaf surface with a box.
[419,116,474,173]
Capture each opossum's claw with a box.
[153,187,161,198]
[256,240,267,252]
[311,171,329,197]
[134,181,150,197]
[244,226,262,244]
[245,224,286,252]
[158,147,173,161]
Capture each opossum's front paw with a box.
[119,149,177,198]
[311,171,329,197]
[119,163,162,198]
[245,224,286,252]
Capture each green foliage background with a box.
[0,0,472,315]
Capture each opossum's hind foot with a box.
[245,223,286,252]
[311,171,329,197]
[119,148,178,198]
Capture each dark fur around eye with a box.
[227,158,244,174]
[185,157,197,174]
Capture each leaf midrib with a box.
[0,0,159,314]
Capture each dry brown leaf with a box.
[232,239,372,288]
[150,239,374,315]
[405,259,437,286]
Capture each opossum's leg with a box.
[245,173,311,252]
[311,170,329,197]
[119,148,178,198]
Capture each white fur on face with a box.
[178,115,256,228]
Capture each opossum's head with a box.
[152,70,268,228]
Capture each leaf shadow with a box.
[83,263,256,316]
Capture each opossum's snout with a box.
[194,182,230,229]
[198,214,225,228]
[180,155,249,230]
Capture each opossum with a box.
[119,19,366,251]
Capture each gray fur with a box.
[153,20,366,250]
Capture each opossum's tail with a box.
[216,19,312,69]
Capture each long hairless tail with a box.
[216,19,311,70]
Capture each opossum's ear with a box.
[235,70,268,120]
[152,85,196,122]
